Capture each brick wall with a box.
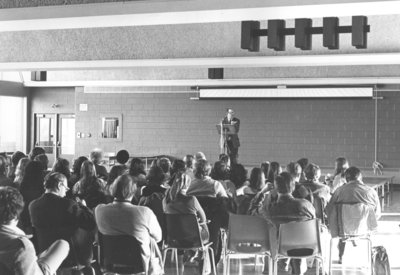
[74,88,400,169]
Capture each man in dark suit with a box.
[29,172,96,268]
[222,108,240,164]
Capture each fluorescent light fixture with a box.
[199,87,373,98]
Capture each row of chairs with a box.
[97,208,373,275]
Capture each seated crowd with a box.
[0,148,381,275]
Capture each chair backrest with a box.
[278,219,321,257]
[98,232,145,274]
[337,203,377,237]
[227,213,271,253]
[313,195,326,224]
[165,213,203,249]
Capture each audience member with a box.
[0,155,13,187]
[288,162,313,203]
[210,161,235,197]
[0,186,69,275]
[300,163,331,205]
[168,159,187,186]
[158,157,172,185]
[236,167,265,215]
[107,150,130,187]
[219,153,231,167]
[183,154,195,180]
[129,158,147,203]
[267,172,316,275]
[72,160,108,209]
[69,156,88,189]
[90,149,108,181]
[195,152,206,161]
[139,166,168,239]
[266,161,281,187]
[34,154,50,176]
[8,151,26,181]
[326,166,381,264]
[29,147,46,161]
[330,157,349,193]
[13,158,30,190]
[297,158,309,183]
[260,161,270,182]
[19,161,45,233]
[52,158,71,181]
[29,172,96,268]
[95,174,162,270]
[186,159,228,198]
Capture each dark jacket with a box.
[29,193,96,266]
[222,117,240,148]
[94,163,108,181]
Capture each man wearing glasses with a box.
[221,108,240,164]
[29,172,96,270]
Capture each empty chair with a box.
[98,232,146,274]
[224,213,273,275]
[273,219,324,275]
[163,213,216,275]
[327,203,377,275]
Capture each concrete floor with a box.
[163,189,400,275]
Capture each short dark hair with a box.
[297,158,309,171]
[210,161,229,181]
[147,166,165,185]
[230,163,248,188]
[335,157,349,177]
[72,156,88,175]
[30,147,46,160]
[183,155,194,169]
[158,158,171,174]
[0,187,24,225]
[52,158,71,179]
[304,163,320,181]
[344,166,362,182]
[129,158,146,177]
[171,159,185,175]
[0,155,7,175]
[112,174,135,200]
[116,150,130,164]
[44,172,67,190]
[275,172,294,194]
[249,167,263,191]
[34,154,49,171]
[286,162,302,179]
[267,161,280,183]
[194,159,211,179]
[11,151,26,167]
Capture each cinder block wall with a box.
[71,88,400,169]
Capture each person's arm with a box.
[68,200,96,231]
[371,189,381,220]
[146,209,162,243]
[214,181,228,198]
[14,238,44,275]
[235,118,240,133]
[193,196,207,224]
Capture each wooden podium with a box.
[216,124,237,154]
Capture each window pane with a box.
[0,96,26,152]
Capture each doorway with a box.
[34,113,75,166]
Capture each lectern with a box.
[216,124,237,154]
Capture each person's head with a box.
[286,162,302,183]
[195,152,206,161]
[11,151,26,168]
[230,163,248,188]
[80,160,97,179]
[90,148,103,165]
[29,147,46,161]
[219,153,230,166]
[116,150,130,165]
[194,159,211,179]
[335,157,349,177]
[72,156,88,176]
[249,167,266,191]
[211,161,229,181]
[183,154,195,169]
[52,158,71,179]
[344,166,362,182]
[267,161,281,183]
[15,158,30,183]
[170,159,186,176]
[0,187,24,225]
[147,166,165,186]
[112,174,136,201]
[34,154,49,171]
[297,158,309,171]
[275,172,295,195]
[0,155,7,176]
[260,161,270,179]
[304,163,321,182]
[158,157,171,174]
[226,108,235,121]
[44,172,69,197]
[129,158,146,177]
[21,161,45,189]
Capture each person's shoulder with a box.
[233,117,240,122]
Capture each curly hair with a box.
[0,187,24,225]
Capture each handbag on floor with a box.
[372,246,390,275]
